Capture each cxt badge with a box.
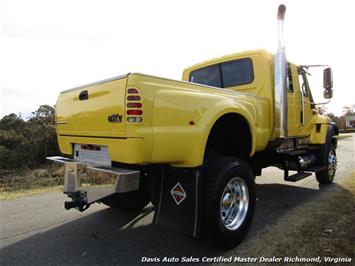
[170,182,186,205]
[107,114,123,123]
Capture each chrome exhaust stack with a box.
[274,4,288,138]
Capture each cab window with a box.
[298,69,309,97]
[189,64,221,87]
[189,58,254,88]
[287,63,294,92]
[298,67,315,108]
[221,58,254,87]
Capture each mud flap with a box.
[152,166,201,238]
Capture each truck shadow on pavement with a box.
[0,181,346,265]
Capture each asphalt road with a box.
[1,134,354,265]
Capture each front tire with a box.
[316,144,337,184]
[202,157,256,250]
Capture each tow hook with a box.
[64,200,90,212]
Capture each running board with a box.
[304,165,327,173]
[284,171,312,182]
[46,156,140,209]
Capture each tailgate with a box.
[56,75,128,137]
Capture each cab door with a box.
[286,63,299,137]
[294,67,314,136]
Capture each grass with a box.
[333,134,352,140]
[0,165,116,201]
[344,171,355,192]
[0,166,64,200]
[0,186,63,200]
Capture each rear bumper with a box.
[58,135,145,164]
[47,156,140,211]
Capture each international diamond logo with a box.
[170,182,186,205]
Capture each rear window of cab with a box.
[189,58,254,88]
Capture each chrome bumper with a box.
[46,156,140,210]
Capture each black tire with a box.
[101,175,151,212]
[316,144,337,184]
[316,126,337,185]
[202,157,256,250]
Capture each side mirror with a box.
[323,67,333,99]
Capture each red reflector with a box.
[127,95,141,101]
[127,102,142,108]
[127,110,143,115]
[127,88,139,94]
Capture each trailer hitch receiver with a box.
[64,200,90,212]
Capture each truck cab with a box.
[182,50,330,141]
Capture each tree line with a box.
[0,105,59,170]
[318,105,355,130]
[0,104,354,170]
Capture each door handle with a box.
[79,90,88,101]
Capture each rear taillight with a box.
[127,88,139,94]
[127,102,142,108]
[127,95,141,101]
[126,88,143,123]
[127,109,143,115]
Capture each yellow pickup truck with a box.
[48,5,338,249]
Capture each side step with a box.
[278,149,307,156]
[284,171,312,182]
[304,165,327,173]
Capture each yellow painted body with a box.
[56,50,330,167]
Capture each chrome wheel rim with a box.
[220,177,249,231]
[328,148,337,178]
